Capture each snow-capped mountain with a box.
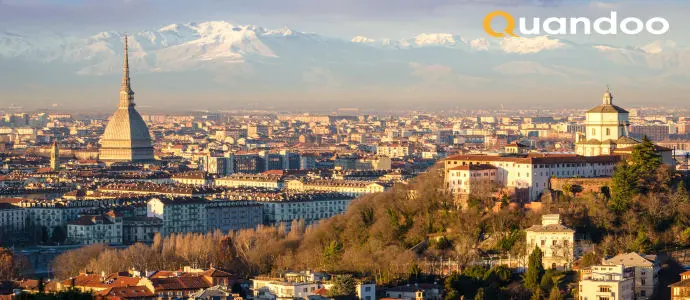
[2,21,687,76]
[1,21,690,109]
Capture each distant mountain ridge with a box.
[1,21,690,109]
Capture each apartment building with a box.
[285,179,387,197]
[578,265,635,300]
[215,173,285,189]
[67,212,123,245]
[604,252,659,299]
[259,194,353,226]
[147,198,263,235]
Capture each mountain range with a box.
[1,21,689,110]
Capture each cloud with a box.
[500,36,567,54]
[0,0,153,28]
[588,1,618,9]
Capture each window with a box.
[641,279,646,285]
[641,290,646,297]
[606,128,611,136]
[599,286,611,293]
[541,240,545,246]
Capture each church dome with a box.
[101,107,153,148]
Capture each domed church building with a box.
[99,35,155,163]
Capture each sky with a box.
[2,0,689,43]
[1,0,690,112]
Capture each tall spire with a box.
[119,33,135,108]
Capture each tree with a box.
[610,162,636,213]
[0,248,15,281]
[409,263,422,282]
[548,285,563,300]
[51,226,66,244]
[474,288,485,300]
[326,275,356,297]
[444,272,476,299]
[40,226,49,244]
[483,265,512,286]
[524,247,545,292]
[37,277,45,294]
[530,287,543,300]
[631,136,662,179]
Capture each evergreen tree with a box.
[524,247,545,292]
[631,136,662,175]
[37,277,45,294]
[610,162,636,213]
[676,183,690,203]
[326,275,356,297]
[51,227,66,244]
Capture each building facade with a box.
[67,212,123,245]
[525,214,575,270]
[579,265,635,300]
[604,252,659,299]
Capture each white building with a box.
[525,214,575,270]
[578,264,635,300]
[147,198,207,236]
[444,154,618,201]
[67,212,123,245]
[445,164,497,195]
[0,203,26,240]
[260,195,353,226]
[252,277,324,300]
[285,179,387,197]
[356,282,376,300]
[377,142,413,159]
[604,252,659,299]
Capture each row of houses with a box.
[9,267,442,300]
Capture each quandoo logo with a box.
[483,10,670,38]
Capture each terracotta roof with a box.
[313,288,329,296]
[201,268,233,278]
[151,276,210,291]
[96,286,154,299]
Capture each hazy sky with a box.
[1,0,690,112]
[2,0,688,43]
